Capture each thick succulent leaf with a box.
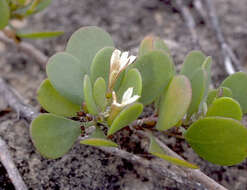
[187,68,207,118]
[66,26,114,74]
[221,72,247,114]
[206,97,242,120]
[30,114,81,159]
[90,47,114,84]
[93,77,107,112]
[133,50,174,105]
[139,36,153,56]
[156,75,192,131]
[17,31,64,39]
[117,68,142,100]
[0,0,10,29]
[46,52,86,105]
[139,36,170,56]
[37,79,81,117]
[148,135,198,169]
[180,50,206,78]
[80,127,118,147]
[153,38,170,55]
[185,117,247,166]
[108,103,143,136]
[83,75,98,115]
[206,87,232,106]
[201,56,212,100]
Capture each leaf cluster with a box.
[31,26,247,168]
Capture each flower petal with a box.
[122,95,140,106]
[120,52,129,70]
[122,87,134,103]
[110,49,121,69]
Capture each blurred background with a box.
[0,0,247,189]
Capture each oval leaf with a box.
[139,36,170,56]
[0,0,10,29]
[66,26,114,74]
[93,77,107,112]
[206,97,242,120]
[83,75,98,115]
[37,79,81,117]
[187,68,207,118]
[221,72,247,114]
[180,50,206,78]
[46,52,86,105]
[90,47,114,85]
[133,50,175,105]
[30,114,81,159]
[202,56,212,100]
[156,75,192,131]
[117,68,142,100]
[108,103,143,136]
[206,87,233,106]
[80,127,118,147]
[185,117,247,166]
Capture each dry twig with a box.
[200,0,241,74]
[134,130,228,190]
[174,0,200,48]
[0,137,28,190]
[0,32,47,69]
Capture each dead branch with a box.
[98,146,205,189]
[174,0,200,49]
[0,78,38,122]
[135,130,228,190]
[0,32,47,69]
[0,137,28,190]
[203,0,242,74]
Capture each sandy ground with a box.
[0,0,247,189]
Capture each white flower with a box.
[108,49,136,91]
[112,87,140,108]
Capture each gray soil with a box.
[0,0,247,189]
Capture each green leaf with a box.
[30,113,81,159]
[117,68,142,100]
[90,47,114,85]
[185,117,247,166]
[37,79,81,117]
[206,87,232,106]
[108,103,143,136]
[180,50,206,78]
[148,134,198,169]
[93,77,107,112]
[139,36,170,56]
[46,52,86,105]
[153,38,170,55]
[66,26,114,74]
[83,75,98,115]
[221,72,247,114]
[16,31,64,39]
[80,127,118,147]
[187,68,207,118]
[206,97,242,120]
[201,56,212,100]
[156,75,192,131]
[133,50,175,105]
[0,0,10,29]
